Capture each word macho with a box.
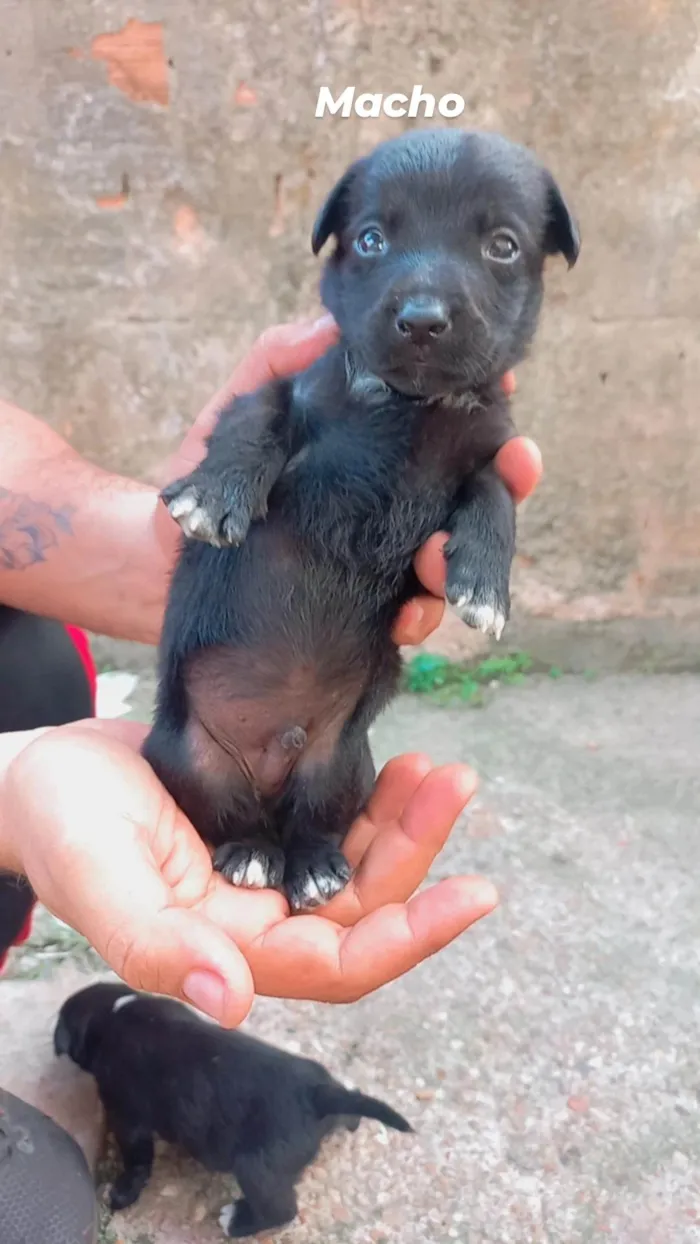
[316,86,466,119]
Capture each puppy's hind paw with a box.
[220,1198,257,1239]
[219,1203,235,1235]
[284,846,353,913]
[109,1177,142,1213]
[213,842,286,891]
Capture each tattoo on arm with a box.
[0,487,75,571]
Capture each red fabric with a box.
[1,624,96,969]
[64,623,98,713]
[0,911,32,973]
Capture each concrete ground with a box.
[2,673,700,1243]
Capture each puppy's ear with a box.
[53,1013,72,1058]
[544,174,580,269]
[311,160,364,255]
[54,1005,98,1070]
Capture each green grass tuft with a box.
[401,650,538,705]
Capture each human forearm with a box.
[0,398,176,643]
[0,321,340,644]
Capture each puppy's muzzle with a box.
[395,295,452,346]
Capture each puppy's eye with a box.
[485,230,520,263]
[355,227,387,256]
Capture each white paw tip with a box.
[168,490,199,521]
[470,603,506,638]
[299,877,324,908]
[232,855,269,888]
[451,594,506,639]
[184,507,214,536]
[219,1203,234,1232]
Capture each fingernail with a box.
[311,312,337,332]
[473,879,500,911]
[183,970,226,1023]
[401,603,424,645]
[412,603,425,631]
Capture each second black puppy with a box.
[54,983,412,1238]
[145,128,579,911]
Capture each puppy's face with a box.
[313,129,579,398]
[54,982,134,1070]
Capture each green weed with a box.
[401,650,537,705]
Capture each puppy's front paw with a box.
[161,470,262,548]
[447,582,508,640]
[213,842,285,890]
[219,1199,254,1239]
[445,554,510,641]
[284,845,353,912]
[109,1175,141,1213]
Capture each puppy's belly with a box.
[184,644,364,806]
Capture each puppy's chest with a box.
[276,398,480,567]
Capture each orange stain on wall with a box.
[91,19,169,106]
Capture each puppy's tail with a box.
[312,1085,413,1133]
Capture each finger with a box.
[341,753,434,866]
[193,316,338,444]
[40,820,255,1028]
[202,874,290,942]
[166,316,339,479]
[501,370,517,397]
[363,752,434,828]
[411,438,542,600]
[104,904,256,1029]
[227,315,339,395]
[333,876,498,1001]
[247,876,498,1002]
[413,532,449,598]
[391,595,445,646]
[494,436,542,505]
[12,731,254,1028]
[327,764,478,924]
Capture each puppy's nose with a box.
[395,297,451,344]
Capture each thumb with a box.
[8,728,255,1027]
[51,823,256,1027]
[89,900,256,1029]
[167,315,339,480]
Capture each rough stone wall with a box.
[2,1,699,658]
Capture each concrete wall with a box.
[2,1,700,664]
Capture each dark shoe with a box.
[0,1089,97,1244]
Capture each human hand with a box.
[3,721,495,1027]
[162,315,340,483]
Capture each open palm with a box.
[8,720,496,1026]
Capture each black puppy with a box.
[144,128,579,911]
[54,982,412,1238]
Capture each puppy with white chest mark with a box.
[144,128,579,912]
[54,983,412,1239]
